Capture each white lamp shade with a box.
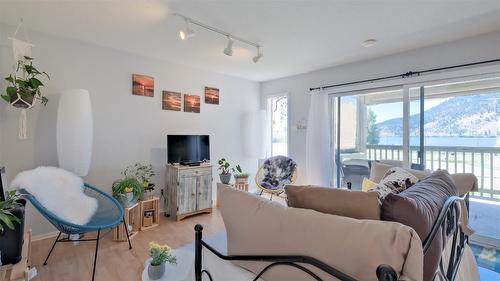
[57,89,93,177]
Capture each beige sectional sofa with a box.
[204,167,479,281]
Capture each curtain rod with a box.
[309,58,500,92]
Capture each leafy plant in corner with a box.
[2,56,50,108]
[123,163,156,187]
[0,191,22,233]
[112,177,144,202]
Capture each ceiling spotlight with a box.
[179,19,195,40]
[252,46,263,63]
[223,36,233,56]
[362,39,377,48]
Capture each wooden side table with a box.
[113,203,140,242]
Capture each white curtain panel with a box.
[306,90,332,186]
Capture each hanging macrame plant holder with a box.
[7,20,35,139]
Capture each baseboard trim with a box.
[32,230,60,242]
[31,209,168,242]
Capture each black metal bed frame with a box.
[194,195,468,281]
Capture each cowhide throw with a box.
[369,167,418,200]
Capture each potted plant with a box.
[123,163,155,188]
[112,178,143,207]
[148,241,177,280]
[218,158,231,184]
[232,164,250,185]
[0,191,26,265]
[1,56,50,108]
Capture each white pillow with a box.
[369,167,418,200]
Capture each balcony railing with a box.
[366,144,500,200]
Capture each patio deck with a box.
[470,198,500,241]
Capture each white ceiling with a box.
[1,0,500,82]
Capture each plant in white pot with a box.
[232,164,250,185]
[217,158,231,184]
[112,178,143,207]
[148,242,177,280]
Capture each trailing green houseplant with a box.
[112,177,144,207]
[2,56,50,108]
[217,158,232,184]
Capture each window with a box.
[267,95,288,157]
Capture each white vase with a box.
[148,262,165,280]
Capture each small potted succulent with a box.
[232,164,250,185]
[148,241,177,280]
[0,191,26,265]
[218,158,231,184]
[1,56,50,108]
[112,177,143,207]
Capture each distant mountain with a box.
[376,93,500,137]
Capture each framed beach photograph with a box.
[204,86,219,104]
[162,91,182,111]
[132,74,154,97]
[184,94,201,113]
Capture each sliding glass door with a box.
[334,88,404,189]
[332,73,500,247]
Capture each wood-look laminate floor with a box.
[29,210,225,281]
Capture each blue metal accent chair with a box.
[20,183,132,281]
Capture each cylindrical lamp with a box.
[56,89,93,177]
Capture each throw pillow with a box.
[380,169,458,281]
[285,185,380,220]
[369,161,430,183]
[361,177,377,192]
[368,167,418,200]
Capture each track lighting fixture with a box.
[174,13,263,63]
[252,46,263,63]
[179,18,195,40]
[223,36,233,56]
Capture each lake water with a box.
[378,136,498,147]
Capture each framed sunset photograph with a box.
[162,91,181,111]
[204,86,219,104]
[184,94,201,113]
[132,74,154,97]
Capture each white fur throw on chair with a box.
[10,166,98,225]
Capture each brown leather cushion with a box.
[381,169,458,281]
[285,185,380,220]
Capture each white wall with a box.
[261,31,500,184]
[0,24,260,237]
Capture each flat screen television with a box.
[167,135,210,165]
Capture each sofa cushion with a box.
[219,184,424,281]
[381,169,458,281]
[362,177,377,192]
[285,185,380,220]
